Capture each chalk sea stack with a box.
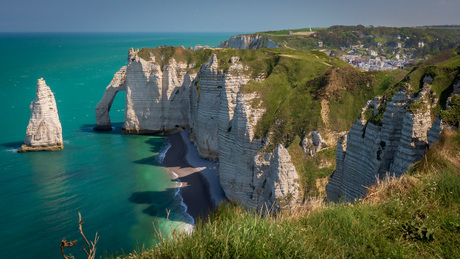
[19,78,64,152]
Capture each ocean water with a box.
[0,32,234,258]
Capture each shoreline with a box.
[162,132,226,221]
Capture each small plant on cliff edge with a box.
[60,212,99,259]
[441,95,460,125]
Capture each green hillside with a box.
[257,25,460,58]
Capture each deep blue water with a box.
[0,32,234,258]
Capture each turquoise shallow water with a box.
[0,32,234,258]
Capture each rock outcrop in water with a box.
[96,48,300,210]
[326,82,442,202]
[19,78,63,152]
[218,34,280,49]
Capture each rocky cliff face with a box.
[219,92,300,210]
[19,78,63,152]
[326,83,442,202]
[188,55,300,210]
[95,48,196,134]
[188,54,225,159]
[123,48,196,134]
[218,34,280,49]
[97,49,300,210]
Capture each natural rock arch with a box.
[94,66,127,130]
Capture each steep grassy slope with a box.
[238,50,406,197]
[126,128,460,259]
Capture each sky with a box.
[1,0,459,32]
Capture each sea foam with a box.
[171,171,195,227]
[157,142,171,164]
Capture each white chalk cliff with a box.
[96,49,300,210]
[326,83,442,202]
[219,93,300,210]
[19,78,64,152]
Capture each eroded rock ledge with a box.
[19,78,63,152]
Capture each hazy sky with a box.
[1,0,459,32]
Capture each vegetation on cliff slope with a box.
[239,49,406,197]
[125,127,460,259]
[365,46,460,127]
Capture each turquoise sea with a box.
[0,32,234,258]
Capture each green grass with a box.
[125,129,460,259]
[243,57,404,146]
[287,136,336,199]
[136,47,213,71]
[441,95,460,125]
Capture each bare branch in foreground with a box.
[60,212,99,259]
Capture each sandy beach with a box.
[162,132,226,220]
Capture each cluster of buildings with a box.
[341,55,412,71]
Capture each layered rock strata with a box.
[188,56,300,210]
[19,78,64,152]
[122,49,195,135]
[95,48,196,135]
[218,34,280,49]
[188,54,225,159]
[326,85,442,202]
[219,93,300,211]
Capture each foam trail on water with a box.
[157,142,171,164]
[171,171,195,228]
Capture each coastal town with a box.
[274,27,455,72]
[336,38,427,71]
[340,53,412,71]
